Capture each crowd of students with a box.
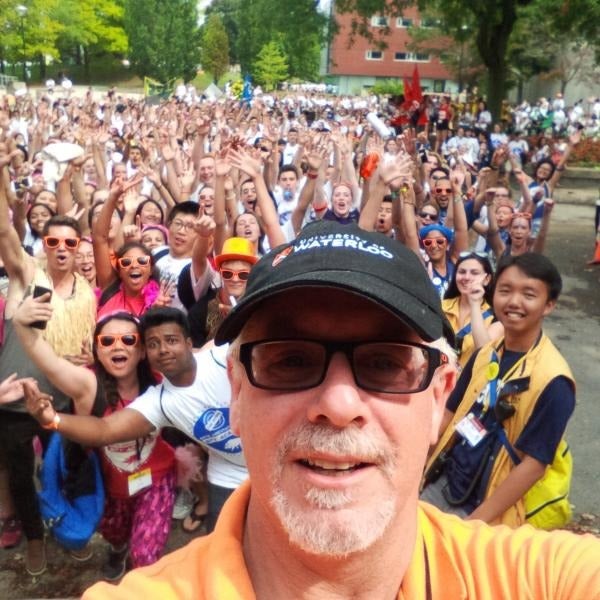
[0,83,587,583]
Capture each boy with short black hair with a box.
[422,252,575,528]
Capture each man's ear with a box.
[429,364,457,446]
[227,357,242,436]
[543,299,557,317]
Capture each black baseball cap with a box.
[215,221,452,345]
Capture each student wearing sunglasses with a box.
[97,242,166,320]
[401,179,469,299]
[0,192,96,575]
[486,197,554,262]
[12,305,176,580]
[206,237,258,340]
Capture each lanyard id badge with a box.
[455,413,488,447]
[128,468,152,496]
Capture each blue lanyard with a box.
[456,308,493,340]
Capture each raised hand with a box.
[569,129,582,146]
[193,212,216,238]
[22,380,57,427]
[14,293,53,328]
[227,147,262,179]
[0,374,31,404]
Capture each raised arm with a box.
[531,199,554,254]
[0,158,30,286]
[191,211,215,280]
[449,168,469,260]
[227,148,286,248]
[548,130,581,193]
[485,195,507,261]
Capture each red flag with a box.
[403,76,413,104]
[412,64,423,101]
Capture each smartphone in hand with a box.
[31,285,52,330]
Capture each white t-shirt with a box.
[153,248,214,312]
[129,343,246,489]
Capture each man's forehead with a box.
[144,323,185,339]
[47,224,78,237]
[238,288,417,342]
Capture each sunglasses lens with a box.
[221,270,233,280]
[120,258,132,268]
[65,238,79,249]
[121,335,138,346]
[45,237,59,248]
[238,271,250,281]
[99,335,115,347]
[137,256,150,266]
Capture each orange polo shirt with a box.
[84,481,600,599]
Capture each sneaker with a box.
[102,544,128,581]
[70,544,93,562]
[25,539,47,577]
[172,488,194,520]
[0,517,23,549]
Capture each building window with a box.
[366,50,384,61]
[420,18,439,28]
[370,15,389,27]
[434,80,446,93]
[394,52,430,62]
[396,17,413,28]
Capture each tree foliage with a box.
[237,0,327,81]
[253,41,289,91]
[201,14,230,84]
[123,0,200,82]
[0,0,126,80]
[335,0,600,120]
[204,0,241,65]
[0,0,63,64]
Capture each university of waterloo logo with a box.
[272,246,293,267]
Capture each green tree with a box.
[253,41,289,91]
[54,0,127,81]
[123,0,200,82]
[238,0,326,81]
[204,0,241,65]
[0,0,63,78]
[201,14,230,84]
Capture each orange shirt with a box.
[84,482,600,599]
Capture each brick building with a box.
[323,5,455,95]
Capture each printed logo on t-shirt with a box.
[193,408,241,454]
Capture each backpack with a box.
[38,433,105,550]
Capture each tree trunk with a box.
[475,1,522,122]
[487,61,507,122]
[517,78,524,104]
[83,47,90,83]
[39,54,46,80]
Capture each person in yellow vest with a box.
[442,252,504,370]
[422,252,575,528]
